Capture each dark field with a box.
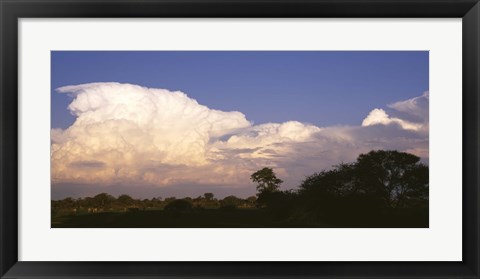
[52,209,293,228]
[51,208,428,228]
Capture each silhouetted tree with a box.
[296,150,429,226]
[246,196,257,204]
[251,167,283,193]
[164,197,176,204]
[204,193,214,201]
[354,150,428,208]
[164,199,193,211]
[251,168,285,208]
[118,194,134,206]
[221,195,243,209]
[93,193,115,208]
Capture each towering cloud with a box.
[52,83,428,192]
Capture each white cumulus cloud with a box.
[361,108,423,131]
[51,83,322,186]
[51,82,429,193]
[362,91,429,133]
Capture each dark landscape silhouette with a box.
[52,150,428,228]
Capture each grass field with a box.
[52,209,311,228]
[51,207,427,228]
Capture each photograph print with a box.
[51,51,429,228]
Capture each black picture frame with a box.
[1,0,479,278]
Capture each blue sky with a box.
[51,51,429,199]
[51,51,428,129]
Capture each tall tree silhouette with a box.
[251,167,286,209]
[355,150,428,208]
[250,167,283,193]
[297,150,428,226]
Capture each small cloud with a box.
[69,160,106,169]
[361,108,423,131]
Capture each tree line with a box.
[52,150,428,227]
[251,150,428,227]
[52,192,258,217]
